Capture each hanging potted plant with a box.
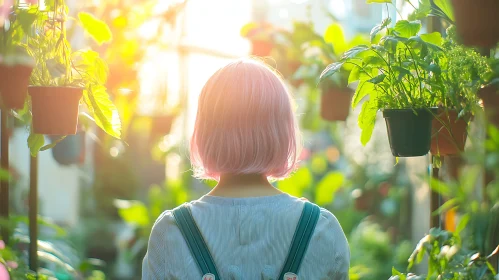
[25,0,121,155]
[0,2,39,109]
[320,18,443,157]
[451,0,499,48]
[49,129,86,166]
[240,21,276,57]
[303,23,369,122]
[430,27,488,156]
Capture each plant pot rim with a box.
[382,107,438,112]
[28,85,84,90]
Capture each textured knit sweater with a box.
[142,193,350,280]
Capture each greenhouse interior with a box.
[0,0,499,279]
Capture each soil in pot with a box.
[383,108,436,157]
[479,86,499,127]
[28,86,83,135]
[0,64,33,109]
[452,0,499,48]
[320,86,353,122]
[430,109,470,156]
[250,40,273,57]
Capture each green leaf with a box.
[319,62,344,81]
[408,0,431,20]
[420,32,442,46]
[455,213,469,235]
[17,9,38,35]
[352,80,375,108]
[277,167,313,197]
[27,133,45,156]
[83,85,122,139]
[434,198,459,215]
[324,23,347,55]
[315,172,344,205]
[433,0,454,22]
[363,55,385,67]
[341,45,370,60]
[367,73,386,84]
[40,136,66,151]
[358,99,377,145]
[394,20,422,38]
[114,199,150,227]
[348,66,361,84]
[366,0,392,3]
[0,168,10,181]
[370,18,392,43]
[78,12,113,45]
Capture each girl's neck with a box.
[207,173,283,198]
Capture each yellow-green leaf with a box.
[315,172,344,205]
[78,12,113,45]
[277,167,313,197]
[83,85,122,139]
[27,133,45,156]
[324,23,347,55]
[394,20,421,38]
[420,32,442,46]
[114,200,150,227]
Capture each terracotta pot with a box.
[250,40,273,57]
[28,86,83,135]
[430,109,469,156]
[479,86,499,127]
[320,87,353,122]
[452,0,499,48]
[0,64,33,109]
[150,115,175,141]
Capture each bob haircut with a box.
[190,58,301,181]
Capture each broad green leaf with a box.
[348,66,361,84]
[433,0,454,21]
[341,45,370,60]
[420,32,442,46]
[78,12,113,45]
[363,55,385,67]
[83,85,122,139]
[277,167,313,197]
[367,73,386,84]
[408,0,431,20]
[27,133,45,156]
[319,62,344,81]
[324,23,347,55]
[366,0,392,3]
[455,213,469,235]
[315,172,344,205]
[17,9,38,35]
[358,100,377,145]
[114,199,150,227]
[394,20,421,38]
[370,18,392,43]
[352,80,375,108]
[434,198,459,215]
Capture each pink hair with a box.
[190,58,301,181]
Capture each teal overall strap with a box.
[278,202,321,280]
[173,204,221,279]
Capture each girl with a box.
[142,58,350,280]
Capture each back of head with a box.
[190,58,301,180]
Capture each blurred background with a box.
[1,0,483,279]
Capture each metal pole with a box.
[430,157,441,229]
[29,155,38,272]
[1,110,9,243]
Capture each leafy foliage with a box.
[25,0,121,154]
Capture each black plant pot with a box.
[49,131,86,165]
[383,108,436,157]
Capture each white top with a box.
[142,193,350,280]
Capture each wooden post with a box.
[29,155,38,272]
[0,111,9,243]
